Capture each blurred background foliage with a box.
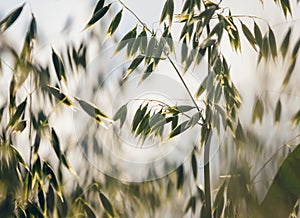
[0,0,300,217]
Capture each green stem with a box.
[203,23,212,218]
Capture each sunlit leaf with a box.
[197,185,205,202]
[291,110,300,128]
[43,162,62,200]
[46,85,73,106]
[292,38,300,59]
[0,4,24,32]
[84,3,111,29]
[280,0,292,17]
[107,9,122,37]
[12,120,27,132]
[76,98,112,124]
[123,54,144,79]
[52,48,67,82]
[160,0,174,25]
[6,98,27,129]
[60,154,76,175]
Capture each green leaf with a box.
[43,162,62,200]
[160,0,174,25]
[51,128,61,159]
[76,98,111,124]
[171,115,178,131]
[274,99,281,124]
[113,104,127,128]
[291,110,300,128]
[107,9,122,37]
[260,144,300,218]
[292,38,300,59]
[140,62,154,82]
[213,182,226,218]
[60,154,76,175]
[167,0,174,24]
[176,164,184,192]
[46,85,73,106]
[200,37,216,49]
[185,196,196,214]
[176,105,195,113]
[12,120,27,132]
[187,111,202,127]
[280,0,292,17]
[38,189,45,212]
[146,36,157,62]
[261,35,269,60]
[123,55,144,79]
[269,27,277,59]
[83,202,96,218]
[197,185,205,202]
[6,98,27,129]
[99,192,114,217]
[280,28,291,57]
[132,106,143,132]
[135,112,150,136]
[93,0,105,15]
[252,98,264,124]
[167,120,189,139]
[27,202,43,218]
[52,48,67,82]
[254,22,262,47]
[11,145,29,171]
[115,26,137,53]
[84,3,111,29]
[0,4,24,32]
[241,22,257,51]
[160,0,168,23]
[47,185,55,214]
[191,152,197,179]
[139,29,147,54]
[282,58,296,89]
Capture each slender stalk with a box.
[203,23,212,218]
